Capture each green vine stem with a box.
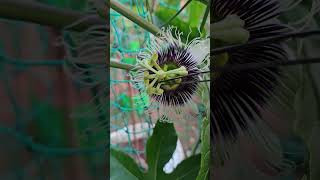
[0,0,105,32]
[109,0,161,35]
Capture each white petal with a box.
[189,38,210,64]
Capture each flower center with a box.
[140,54,188,96]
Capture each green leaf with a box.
[169,154,201,180]
[196,117,210,180]
[195,0,209,5]
[186,1,206,27]
[154,7,205,42]
[145,120,178,179]
[110,148,144,180]
[110,120,201,180]
[162,0,180,7]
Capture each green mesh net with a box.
[110,0,156,164]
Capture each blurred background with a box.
[0,0,107,179]
[2,0,320,179]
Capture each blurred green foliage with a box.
[31,99,67,146]
[154,6,206,42]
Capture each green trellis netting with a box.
[110,0,155,161]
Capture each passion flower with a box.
[131,26,209,108]
[210,0,290,161]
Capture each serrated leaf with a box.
[196,117,210,180]
[169,154,201,180]
[110,148,144,180]
[145,120,178,179]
